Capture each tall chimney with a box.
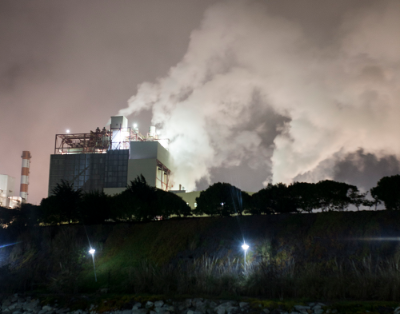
[20,151,31,203]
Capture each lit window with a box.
[194,203,197,208]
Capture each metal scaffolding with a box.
[54,127,112,154]
[54,126,170,155]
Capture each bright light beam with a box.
[0,242,21,249]
[242,242,249,272]
[89,247,97,282]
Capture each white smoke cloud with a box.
[119,0,400,190]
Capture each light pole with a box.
[241,242,249,272]
[89,248,97,282]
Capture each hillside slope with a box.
[2,211,400,296]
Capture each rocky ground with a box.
[1,295,400,314]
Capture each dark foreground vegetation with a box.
[1,174,400,228]
[1,211,400,301]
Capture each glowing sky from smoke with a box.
[1,0,399,203]
[118,0,400,191]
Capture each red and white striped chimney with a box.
[20,151,31,203]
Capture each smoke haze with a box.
[119,0,400,191]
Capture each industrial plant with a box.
[0,151,32,208]
[48,116,173,196]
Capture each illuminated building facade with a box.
[48,116,172,196]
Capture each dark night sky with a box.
[1,0,399,204]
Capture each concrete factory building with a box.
[0,175,16,208]
[48,116,172,196]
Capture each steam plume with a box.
[119,0,400,190]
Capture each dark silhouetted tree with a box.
[40,195,59,224]
[79,191,111,224]
[155,189,192,218]
[348,189,367,211]
[253,183,297,214]
[249,188,274,215]
[370,175,400,210]
[16,203,42,226]
[115,175,157,221]
[289,182,318,213]
[315,180,356,211]
[195,182,246,216]
[51,180,82,224]
[0,206,14,227]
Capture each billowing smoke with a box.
[119,0,400,191]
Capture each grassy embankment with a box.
[2,211,400,301]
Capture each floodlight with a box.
[66,129,70,133]
[89,248,95,255]
[242,243,249,251]
[133,123,138,128]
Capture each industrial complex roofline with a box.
[54,116,169,155]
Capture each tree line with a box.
[194,175,400,216]
[0,175,191,228]
[0,174,399,228]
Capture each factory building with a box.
[48,116,172,196]
[0,175,15,208]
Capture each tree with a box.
[116,175,158,221]
[79,191,111,224]
[195,182,247,216]
[40,195,60,224]
[348,189,367,211]
[51,180,82,224]
[241,192,253,214]
[250,183,297,215]
[370,175,400,210]
[15,203,42,226]
[289,182,318,213]
[249,188,274,215]
[155,189,192,218]
[369,192,382,211]
[0,206,15,227]
[315,180,356,211]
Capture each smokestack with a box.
[149,126,156,138]
[20,151,31,203]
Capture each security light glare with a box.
[89,248,95,255]
[0,242,20,249]
[242,243,249,251]
[133,123,138,128]
[66,129,70,133]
